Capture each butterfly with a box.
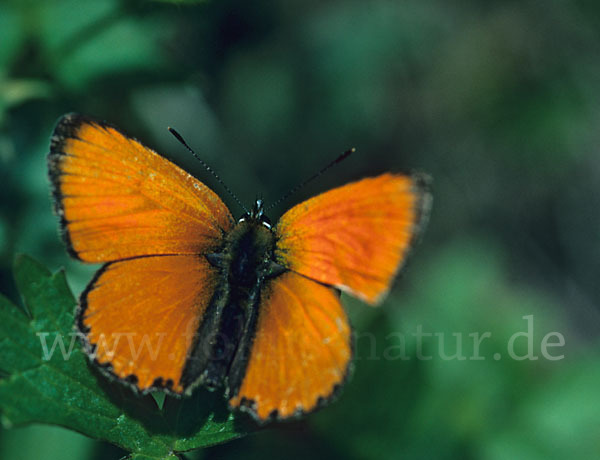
[47,112,431,422]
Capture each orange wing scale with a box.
[81,255,217,393]
[275,173,428,305]
[48,114,233,262]
[229,271,351,420]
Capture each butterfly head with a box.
[238,199,272,229]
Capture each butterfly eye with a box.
[260,215,272,229]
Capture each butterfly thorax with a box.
[222,220,277,288]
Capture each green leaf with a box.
[0,254,251,459]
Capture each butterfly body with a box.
[180,209,282,394]
[48,113,430,422]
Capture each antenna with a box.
[266,148,355,212]
[168,127,248,214]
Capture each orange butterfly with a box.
[47,113,431,422]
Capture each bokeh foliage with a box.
[1,0,599,459]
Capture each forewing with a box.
[48,113,234,262]
[275,173,430,304]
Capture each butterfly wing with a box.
[228,271,351,421]
[275,173,430,305]
[48,113,233,392]
[48,113,234,262]
[80,255,217,392]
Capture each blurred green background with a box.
[1,0,600,458]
